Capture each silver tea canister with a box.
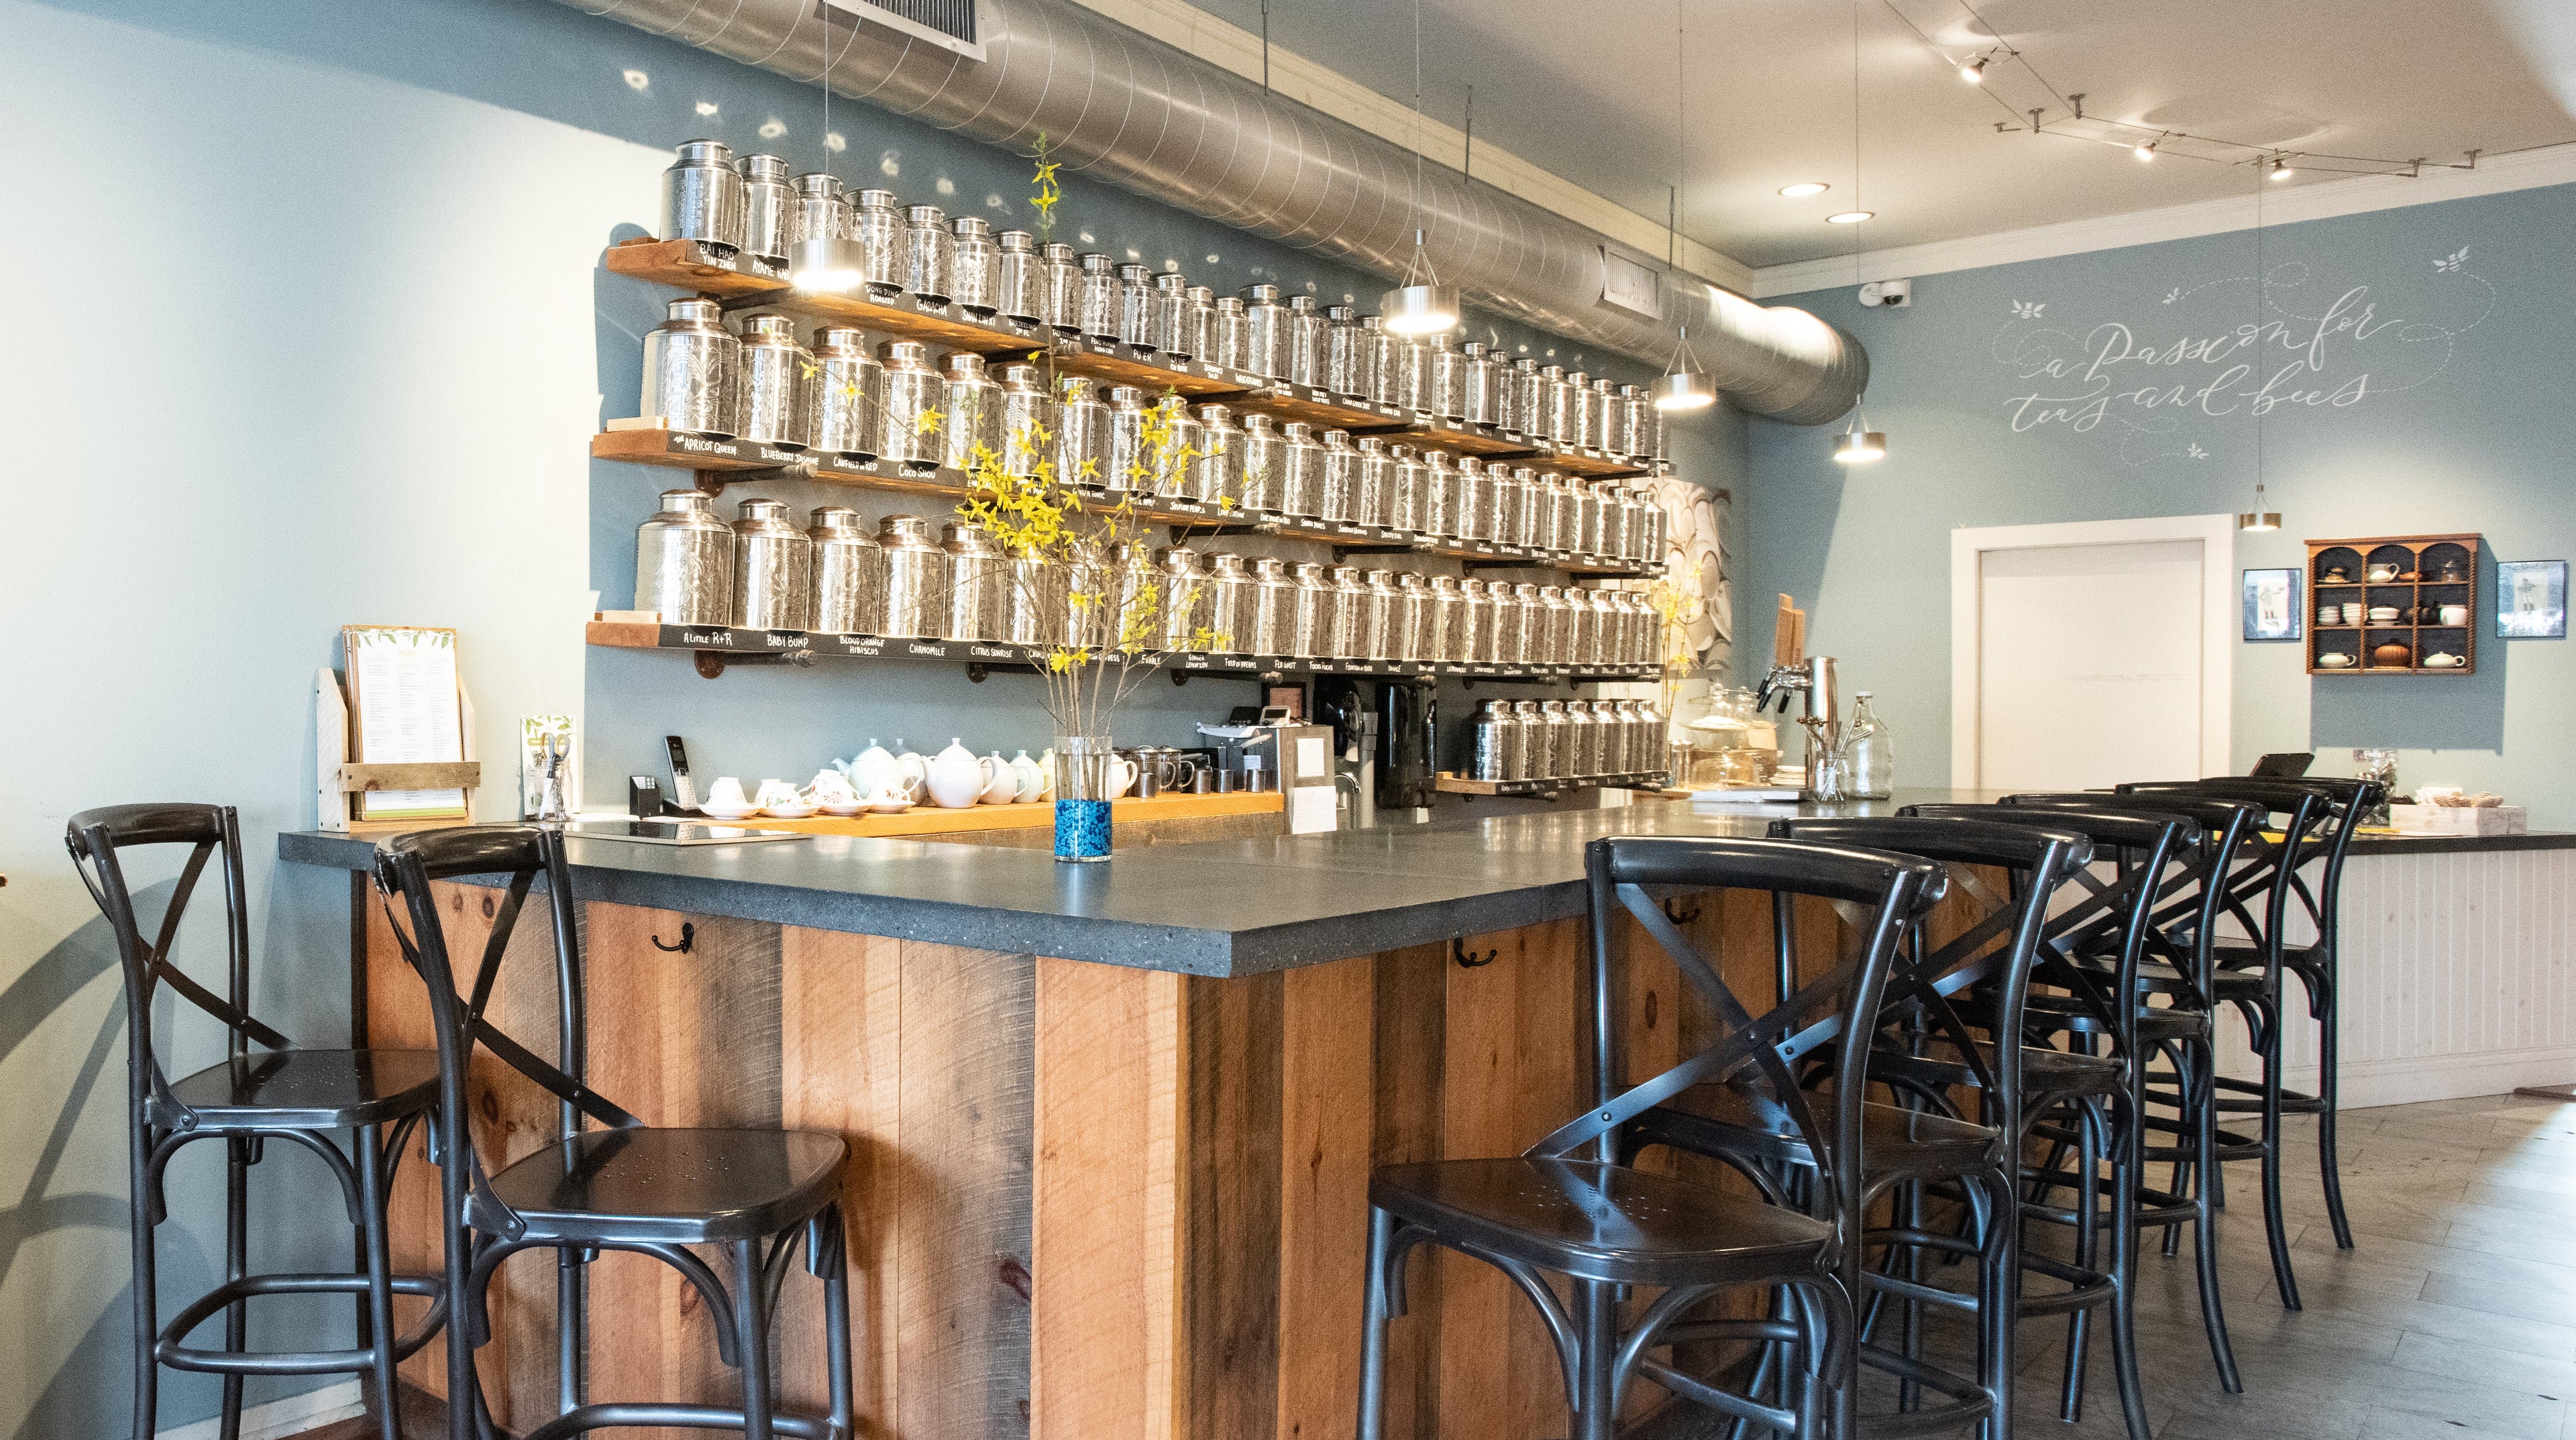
[996,365,1054,479]
[1319,429,1360,525]
[1116,263,1157,348]
[1506,582,1544,665]
[1201,553,1250,653]
[1536,700,1573,779]
[1239,284,1288,382]
[1077,252,1120,343]
[1363,315,1400,408]
[942,520,1004,642]
[1150,272,1193,359]
[1325,565,1366,659]
[1285,294,1326,388]
[1513,467,1548,549]
[634,488,735,624]
[1564,372,1596,451]
[1564,584,1598,665]
[1417,449,1457,540]
[1595,589,1626,667]
[1288,561,1331,658]
[1471,698,1521,781]
[1572,480,1605,557]
[786,172,845,250]
[1385,444,1426,536]
[1277,421,1324,520]
[1564,700,1600,777]
[1210,296,1250,374]
[1491,353,1522,434]
[1510,358,1545,439]
[941,351,1002,469]
[1536,585,1570,665]
[1056,376,1109,488]
[1603,484,1637,563]
[1540,365,1574,444]
[807,506,885,636]
[875,340,943,469]
[1323,304,1368,400]
[1191,404,1241,505]
[1181,284,1216,364]
[641,296,740,437]
[1155,399,1203,498]
[1395,338,1433,415]
[1247,557,1295,656]
[949,215,1000,316]
[661,140,745,255]
[1358,570,1399,661]
[849,188,906,298]
[1236,412,1281,514]
[1393,573,1431,663]
[875,514,951,639]
[1590,378,1621,454]
[1056,549,1107,649]
[1100,385,1148,494]
[1530,472,1567,553]
[1459,341,1498,426]
[810,325,884,461]
[1109,541,1161,647]
[1454,456,1491,543]
[1004,554,1055,645]
[1460,577,1496,663]
[1619,384,1652,461]
[996,230,1042,323]
[1489,463,1525,548]
[902,204,953,304]
[1427,334,1466,421]
[733,153,792,267]
[729,498,812,631]
[1040,242,1082,331]
[1426,573,1462,662]
[1157,547,1207,650]
[735,313,816,450]
[1354,436,1395,529]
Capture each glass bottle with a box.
[1843,691,1894,799]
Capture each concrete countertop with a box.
[280,791,2573,978]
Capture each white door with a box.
[1952,516,2234,793]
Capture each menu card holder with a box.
[315,648,482,835]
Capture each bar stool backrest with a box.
[2002,793,2265,1007]
[1766,816,2095,1129]
[65,803,294,1130]
[371,826,643,1240]
[1529,834,1943,1231]
[2120,777,2373,961]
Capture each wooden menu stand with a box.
[315,667,482,836]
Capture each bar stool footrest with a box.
[156,1272,445,1375]
[522,1401,839,1440]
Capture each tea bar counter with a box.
[278,797,2576,1440]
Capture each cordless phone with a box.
[664,735,700,813]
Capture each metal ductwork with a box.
[563,0,1868,423]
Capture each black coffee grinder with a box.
[1375,678,1438,813]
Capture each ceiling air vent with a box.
[816,0,984,62]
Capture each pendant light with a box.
[790,24,867,292]
[1379,0,1459,335]
[1827,0,1889,463]
[1652,2,1714,412]
[2238,157,2281,530]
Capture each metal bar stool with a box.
[1354,834,1945,1440]
[373,826,855,1440]
[2123,775,2382,1308]
[1619,817,2094,1440]
[1902,803,2206,1440]
[66,803,448,1440]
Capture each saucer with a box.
[761,801,819,819]
[865,798,915,814]
[699,801,763,820]
[818,799,871,817]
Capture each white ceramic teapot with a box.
[892,740,930,801]
[978,751,1018,804]
[1010,749,1046,802]
[843,740,898,798]
[927,739,993,809]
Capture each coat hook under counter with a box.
[1452,937,1498,968]
[1660,896,1702,926]
[651,922,695,954]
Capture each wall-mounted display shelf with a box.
[590,425,1656,579]
[2306,532,2480,676]
[586,618,1660,685]
[603,239,1654,479]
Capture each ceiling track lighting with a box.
[2135,141,2158,162]
[2269,156,2294,180]
[1961,56,1988,83]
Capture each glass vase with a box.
[1052,734,1117,862]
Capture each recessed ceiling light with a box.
[1826,211,1874,225]
[1779,182,1830,198]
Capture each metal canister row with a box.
[637,490,1665,666]
[656,141,1670,464]
[1469,698,1667,783]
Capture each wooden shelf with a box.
[587,619,1660,685]
[588,426,1655,578]
[604,238,1652,478]
[737,789,1281,839]
[2306,533,2479,676]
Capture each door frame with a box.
[1949,514,2236,790]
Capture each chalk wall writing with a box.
[1991,247,2494,463]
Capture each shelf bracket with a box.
[694,469,730,497]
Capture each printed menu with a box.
[343,626,466,819]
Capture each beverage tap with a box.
[1754,655,1838,723]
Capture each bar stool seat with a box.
[1630,1089,2001,1179]
[164,1049,441,1130]
[1877,1038,2121,1096]
[483,1127,849,1245]
[1372,1158,1832,1286]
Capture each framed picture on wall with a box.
[2497,560,2568,638]
[2243,567,2302,641]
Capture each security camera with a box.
[1858,278,1912,308]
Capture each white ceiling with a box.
[1172,0,2576,271]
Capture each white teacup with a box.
[705,775,749,809]
[2438,605,2469,626]
[753,778,798,809]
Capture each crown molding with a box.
[1747,142,2576,298]
[1067,0,1756,295]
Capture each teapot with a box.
[978,751,1018,804]
[891,739,930,801]
[926,739,992,809]
[842,740,899,798]
[1010,749,1047,801]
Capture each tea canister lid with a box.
[1594,376,1619,392]
[1214,295,1248,313]
[1396,571,1430,591]
[1460,340,1489,357]
[942,520,1000,553]
[1281,421,1316,441]
[665,296,727,324]
[1152,270,1190,291]
[735,153,791,181]
[1287,293,1318,313]
[1241,282,1283,302]
[1000,364,1047,390]
[674,138,734,164]
[879,339,934,368]
[1325,302,1358,322]
[904,203,947,224]
[1291,560,1328,579]
[1157,545,1203,573]
[791,171,843,197]
[943,351,990,377]
[1195,402,1234,423]
[1354,436,1387,453]
[811,325,870,353]
[808,504,867,532]
[1250,556,1289,578]
[1322,429,1355,448]
[1429,573,1462,592]
[735,498,793,522]
[878,513,939,544]
[1079,251,1116,273]
[1240,411,1278,433]
[853,188,899,208]
[1208,553,1251,575]
[1042,241,1079,261]
[1330,565,1364,584]
[739,313,800,340]
[1117,261,1152,281]
[1106,385,1147,407]
[1514,356,1541,372]
[1185,284,1216,302]
[654,488,722,517]
[950,214,993,237]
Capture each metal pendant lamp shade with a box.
[791,235,869,294]
[1651,368,1715,412]
[1379,282,1460,337]
[2239,481,2280,531]
[1830,408,1885,463]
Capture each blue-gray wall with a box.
[1741,182,2576,823]
[0,1,1731,1435]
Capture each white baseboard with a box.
[155,1380,365,1440]
[2284,1046,2576,1111]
